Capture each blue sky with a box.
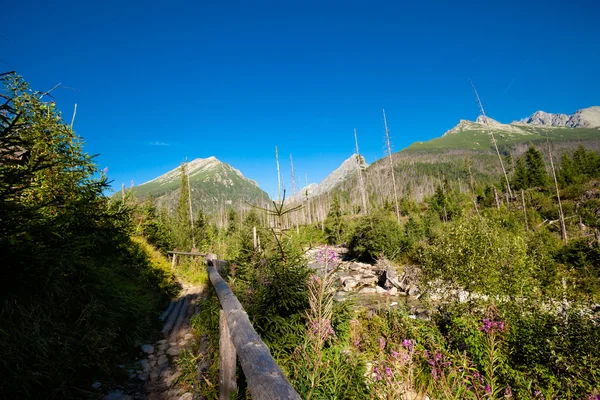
[3,0,599,198]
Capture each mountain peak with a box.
[290,154,368,201]
[518,106,600,128]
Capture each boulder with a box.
[343,278,359,291]
[375,286,387,294]
[141,344,154,354]
[157,354,169,366]
[166,346,181,356]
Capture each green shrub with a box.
[348,211,407,262]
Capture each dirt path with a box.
[104,284,206,400]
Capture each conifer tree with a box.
[524,146,548,188]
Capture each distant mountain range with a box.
[127,156,269,213]
[125,106,599,213]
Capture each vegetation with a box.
[3,72,599,399]
[0,74,178,397]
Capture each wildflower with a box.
[505,386,514,398]
[480,317,505,333]
[485,384,491,394]
[401,339,414,352]
[391,350,399,358]
[384,366,393,376]
[373,366,382,381]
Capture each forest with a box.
[1,73,599,399]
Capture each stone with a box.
[141,344,154,354]
[184,333,194,340]
[157,354,169,366]
[169,342,177,347]
[92,382,101,389]
[148,354,155,359]
[151,360,157,367]
[343,278,359,291]
[157,343,169,352]
[348,263,364,272]
[375,286,387,294]
[105,390,133,400]
[178,393,193,400]
[390,302,398,307]
[408,286,420,296]
[139,359,151,372]
[389,287,398,296]
[167,346,181,356]
[150,370,160,380]
[156,339,168,345]
[360,275,378,286]
[358,287,377,294]
[137,372,149,381]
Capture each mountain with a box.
[518,106,600,128]
[129,156,269,213]
[292,154,368,200]
[331,107,600,204]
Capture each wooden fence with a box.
[205,257,301,400]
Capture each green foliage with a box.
[324,193,343,244]
[348,210,407,262]
[0,74,177,397]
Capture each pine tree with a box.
[512,157,529,190]
[324,193,342,244]
[525,146,548,188]
[173,163,193,249]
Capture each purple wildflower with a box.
[505,386,514,398]
[391,350,399,358]
[480,317,506,333]
[401,339,414,352]
[485,384,491,394]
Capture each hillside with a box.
[129,157,269,213]
[332,108,600,204]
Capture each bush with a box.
[348,211,407,262]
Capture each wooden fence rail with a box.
[205,258,301,400]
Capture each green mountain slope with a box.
[129,157,269,213]
[335,117,600,205]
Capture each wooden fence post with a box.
[171,254,177,270]
[219,309,237,400]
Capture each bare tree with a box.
[354,128,369,215]
[383,109,401,224]
[470,80,513,199]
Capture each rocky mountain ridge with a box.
[292,154,368,201]
[443,106,600,137]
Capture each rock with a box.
[141,344,154,354]
[92,382,101,389]
[184,333,194,340]
[139,359,151,372]
[105,390,133,400]
[348,262,365,272]
[150,370,160,380]
[390,302,398,307]
[151,360,157,367]
[169,342,177,347]
[156,339,168,345]
[389,287,398,296]
[360,275,378,286]
[157,343,169,352]
[178,393,193,400]
[148,354,155,359]
[343,278,359,291]
[157,354,169,366]
[359,287,377,294]
[408,286,420,297]
[375,286,387,294]
[137,372,149,381]
[166,346,181,356]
